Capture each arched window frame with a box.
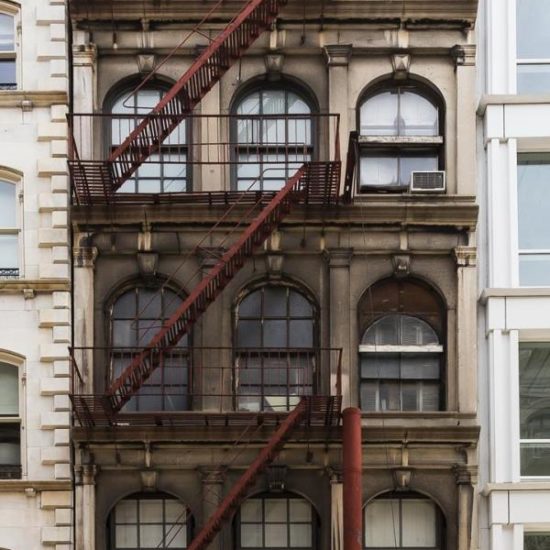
[106,281,191,412]
[107,491,193,550]
[363,492,445,549]
[233,281,319,412]
[104,77,191,194]
[0,3,19,91]
[0,167,22,279]
[0,350,24,479]
[230,81,317,191]
[357,79,445,192]
[235,492,319,550]
[358,278,446,413]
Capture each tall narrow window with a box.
[525,532,550,550]
[519,342,550,477]
[0,179,18,278]
[238,495,317,549]
[235,285,317,411]
[517,154,550,286]
[0,12,16,90]
[233,87,314,191]
[516,0,550,93]
[109,285,190,411]
[358,278,445,412]
[108,493,192,549]
[358,83,443,191]
[0,362,20,479]
[110,86,188,193]
[364,494,444,549]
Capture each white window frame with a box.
[0,169,22,279]
[0,3,19,91]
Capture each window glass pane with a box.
[422,383,441,411]
[0,14,14,51]
[0,181,16,227]
[112,320,135,347]
[237,320,262,347]
[519,254,550,286]
[263,287,287,317]
[360,156,399,188]
[288,320,313,348]
[241,523,263,547]
[138,289,162,319]
[400,91,438,136]
[401,499,436,547]
[290,524,312,547]
[0,235,17,269]
[136,89,161,111]
[517,0,550,58]
[401,383,419,411]
[289,500,312,522]
[525,533,550,550]
[115,499,138,523]
[289,292,313,317]
[360,92,398,136]
[241,499,263,522]
[379,381,401,411]
[239,291,262,317]
[262,90,286,115]
[361,355,400,379]
[166,524,187,547]
[364,500,400,547]
[139,499,163,523]
[520,343,550,439]
[0,363,18,415]
[363,316,399,345]
[263,320,287,347]
[265,499,287,522]
[238,92,261,116]
[360,382,378,411]
[400,355,440,380]
[287,93,310,115]
[265,524,288,547]
[140,524,164,546]
[521,442,550,476]
[0,441,19,464]
[113,290,136,318]
[399,155,438,186]
[400,316,439,346]
[517,64,550,93]
[0,60,15,89]
[115,525,137,548]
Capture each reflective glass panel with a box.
[360,91,399,136]
[0,14,14,51]
[0,60,15,89]
[517,64,550,93]
[517,0,550,58]
[400,91,438,136]
[0,180,15,227]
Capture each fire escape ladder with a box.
[106,163,337,413]
[108,0,288,190]
[187,398,308,550]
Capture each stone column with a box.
[329,468,343,550]
[325,249,353,407]
[454,466,477,550]
[73,246,98,393]
[454,246,477,414]
[200,467,226,550]
[324,45,352,191]
[452,45,476,195]
[75,463,98,550]
[72,44,97,159]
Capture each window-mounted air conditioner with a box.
[409,171,446,193]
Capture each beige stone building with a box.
[68,0,480,549]
[0,0,71,549]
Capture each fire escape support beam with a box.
[343,407,362,550]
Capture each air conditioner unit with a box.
[409,171,446,193]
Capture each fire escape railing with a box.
[68,113,341,205]
[70,346,343,428]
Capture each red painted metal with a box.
[106,0,288,190]
[186,398,308,550]
[106,161,341,413]
[343,407,362,550]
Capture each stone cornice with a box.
[478,93,550,115]
[0,279,70,293]
[480,288,550,302]
[0,91,68,108]
[482,482,550,496]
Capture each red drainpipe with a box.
[343,407,362,550]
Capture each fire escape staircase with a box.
[70,0,289,193]
[187,398,308,550]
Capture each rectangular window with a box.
[517,154,550,286]
[519,343,550,477]
[0,179,19,278]
[517,0,550,93]
[0,362,20,479]
[0,13,16,90]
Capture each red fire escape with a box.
[69,1,350,548]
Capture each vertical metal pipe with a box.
[343,407,362,550]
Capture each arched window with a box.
[108,492,192,549]
[358,82,443,191]
[233,86,314,191]
[109,83,188,194]
[358,279,445,412]
[0,177,19,278]
[237,494,318,549]
[0,11,16,90]
[235,284,317,411]
[109,285,189,412]
[364,493,444,549]
[0,361,20,478]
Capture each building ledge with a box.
[482,482,550,496]
[481,288,550,302]
[0,279,70,293]
[478,93,550,115]
[0,480,71,492]
[0,91,68,108]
